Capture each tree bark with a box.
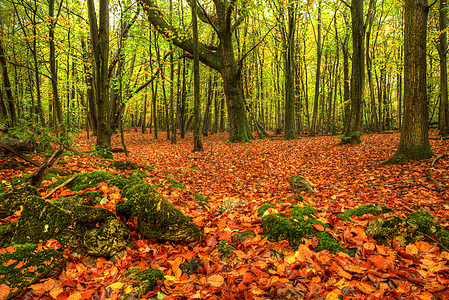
[383,0,433,163]
[341,0,365,144]
[191,0,203,152]
[439,0,449,135]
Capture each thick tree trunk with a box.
[341,0,365,144]
[384,0,433,163]
[192,0,203,152]
[0,38,17,127]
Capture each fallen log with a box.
[0,139,36,155]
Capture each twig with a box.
[43,174,78,199]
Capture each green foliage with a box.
[165,178,185,189]
[194,192,210,207]
[1,119,74,152]
[90,148,113,159]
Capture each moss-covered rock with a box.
[288,176,315,194]
[217,240,237,259]
[52,191,103,208]
[12,196,84,254]
[0,184,40,218]
[180,258,203,275]
[221,197,247,213]
[261,212,343,254]
[0,244,66,299]
[12,196,129,257]
[109,160,138,170]
[49,167,71,176]
[290,204,316,218]
[337,203,392,221]
[83,218,130,257]
[0,223,15,248]
[257,201,275,217]
[231,231,255,243]
[119,182,201,242]
[115,266,164,300]
[366,208,446,248]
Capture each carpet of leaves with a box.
[1,130,449,300]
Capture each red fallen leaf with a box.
[312,223,325,231]
[311,236,319,247]
[396,281,410,294]
[0,284,10,300]
[46,239,61,250]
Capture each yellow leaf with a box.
[124,285,133,294]
[325,289,342,300]
[107,282,124,290]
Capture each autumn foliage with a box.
[0,130,448,299]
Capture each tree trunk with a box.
[0,36,17,127]
[284,2,296,140]
[341,0,365,144]
[191,0,203,152]
[310,1,322,137]
[439,0,449,135]
[383,0,433,163]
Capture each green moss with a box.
[165,178,185,189]
[0,223,15,248]
[231,231,255,243]
[130,170,148,180]
[337,203,392,221]
[119,266,164,299]
[83,218,130,257]
[290,204,316,218]
[49,167,71,176]
[0,244,66,299]
[339,131,362,145]
[367,216,420,245]
[12,196,84,253]
[217,240,237,259]
[121,182,201,242]
[258,201,275,217]
[109,160,138,170]
[406,209,441,237]
[262,213,343,254]
[194,192,210,202]
[0,184,40,218]
[116,201,134,219]
[143,165,154,171]
[52,191,102,208]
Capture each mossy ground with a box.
[217,240,237,259]
[337,203,392,221]
[0,244,66,299]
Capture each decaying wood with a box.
[0,139,37,155]
[27,147,64,187]
[0,143,41,167]
[43,174,78,199]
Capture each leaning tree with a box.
[139,0,254,143]
[383,0,433,163]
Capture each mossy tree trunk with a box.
[439,0,449,136]
[383,0,433,163]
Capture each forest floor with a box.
[1,130,449,299]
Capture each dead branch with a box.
[43,174,77,199]
[26,147,64,187]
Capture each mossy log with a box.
[0,244,66,299]
[118,182,202,243]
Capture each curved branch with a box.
[139,0,222,70]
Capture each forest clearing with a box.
[0,130,448,299]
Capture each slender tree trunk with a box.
[366,0,380,132]
[283,1,296,140]
[439,0,449,135]
[310,1,322,137]
[0,38,17,127]
[191,0,203,152]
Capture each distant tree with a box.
[383,0,433,163]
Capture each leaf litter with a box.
[0,130,448,299]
